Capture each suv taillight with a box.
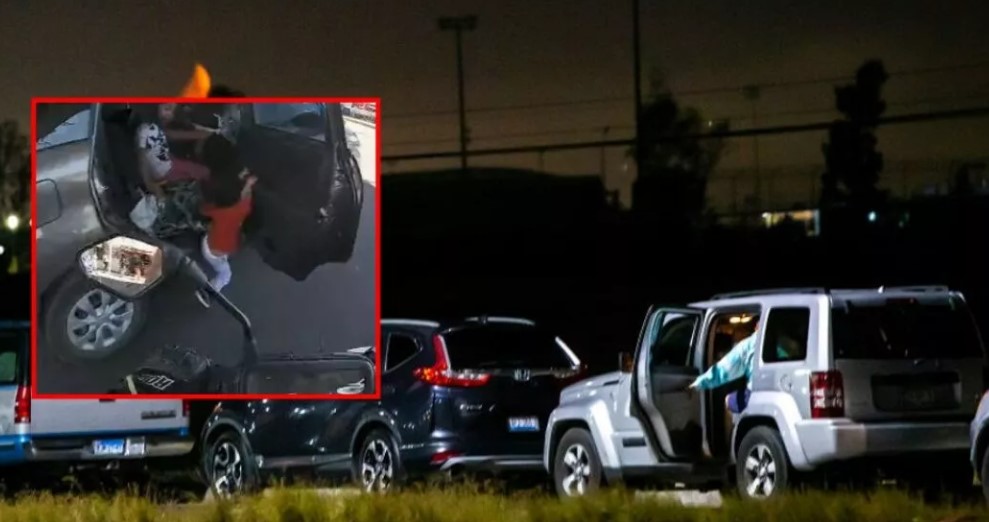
[182,400,190,418]
[413,335,490,388]
[810,371,845,419]
[14,385,30,424]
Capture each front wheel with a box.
[735,426,792,499]
[553,428,604,498]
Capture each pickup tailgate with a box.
[31,399,188,436]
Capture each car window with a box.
[442,324,575,370]
[385,333,420,372]
[37,105,92,151]
[832,297,984,360]
[647,311,700,367]
[0,329,25,385]
[762,308,810,363]
[253,103,327,142]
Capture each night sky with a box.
[6,1,989,202]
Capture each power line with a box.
[383,59,989,121]
[383,92,989,148]
[381,106,989,162]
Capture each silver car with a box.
[969,390,989,502]
[545,286,986,499]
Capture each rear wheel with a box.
[553,428,603,498]
[982,449,989,504]
[736,427,791,499]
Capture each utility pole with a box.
[743,84,762,210]
[632,0,643,178]
[438,15,477,174]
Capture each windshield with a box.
[442,324,578,370]
[0,327,27,385]
[832,298,984,360]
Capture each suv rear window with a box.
[0,329,26,385]
[832,298,984,360]
[442,324,577,370]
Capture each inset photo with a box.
[32,98,380,399]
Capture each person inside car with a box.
[194,135,257,309]
[687,321,796,414]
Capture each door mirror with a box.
[78,235,165,299]
[619,352,634,373]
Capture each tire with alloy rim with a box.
[205,430,258,497]
[736,426,791,499]
[981,447,989,504]
[44,271,148,362]
[355,429,400,493]
[553,428,603,498]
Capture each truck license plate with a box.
[92,439,125,456]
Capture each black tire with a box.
[348,154,364,210]
[736,426,792,499]
[43,271,148,363]
[203,430,258,497]
[353,428,401,493]
[982,448,989,505]
[553,428,604,498]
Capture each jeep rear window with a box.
[441,325,577,370]
[832,299,984,360]
[0,329,26,385]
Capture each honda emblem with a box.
[513,369,531,382]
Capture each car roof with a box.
[689,286,960,309]
[382,316,538,332]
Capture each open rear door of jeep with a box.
[236,103,362,281]
[629,306,705,462]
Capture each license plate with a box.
[92,439,125,456]
[508,416,540,432]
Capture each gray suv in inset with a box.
[545,286,986,499]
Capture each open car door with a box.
[629,306,705,461]
[236,102,363,281]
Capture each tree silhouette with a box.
[821,60,889,210]
[631,73,728,229]
[0,120,28,219]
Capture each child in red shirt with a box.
[194,136,257,308]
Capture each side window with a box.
[0,351,16,384]
[37,105,92,151]
[385,333,421,372]
[762,308,811,363]
[252,103,327,141]
[647,311,700,367]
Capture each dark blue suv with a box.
[199,316,584,495]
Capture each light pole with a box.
[438,15,477,174]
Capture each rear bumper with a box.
[1,431,193,465]
[437,455,543,473]
[402,439,543,475]
[794,419,970,468]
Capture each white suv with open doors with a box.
[545,286,986,499]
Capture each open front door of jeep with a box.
[629,306,705,462]
[236,102,363,281]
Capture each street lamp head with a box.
[4,214,19,232]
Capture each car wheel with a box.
[44,271,148,362]
[205,430,258,498]
[348,154,363,209]
[736,426,791,499]
[553,428,603,498]
[982,449,989,504]
[355,429,400,493]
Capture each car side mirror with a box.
[78,235,166,300]
[619,352,634,373]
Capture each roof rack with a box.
[710,288,829,301]
[876,285,950,293]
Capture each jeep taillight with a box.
[413,334,490,388]
[810,371,845,418]
[14,385,30,424]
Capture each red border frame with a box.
[30,96,382,400]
